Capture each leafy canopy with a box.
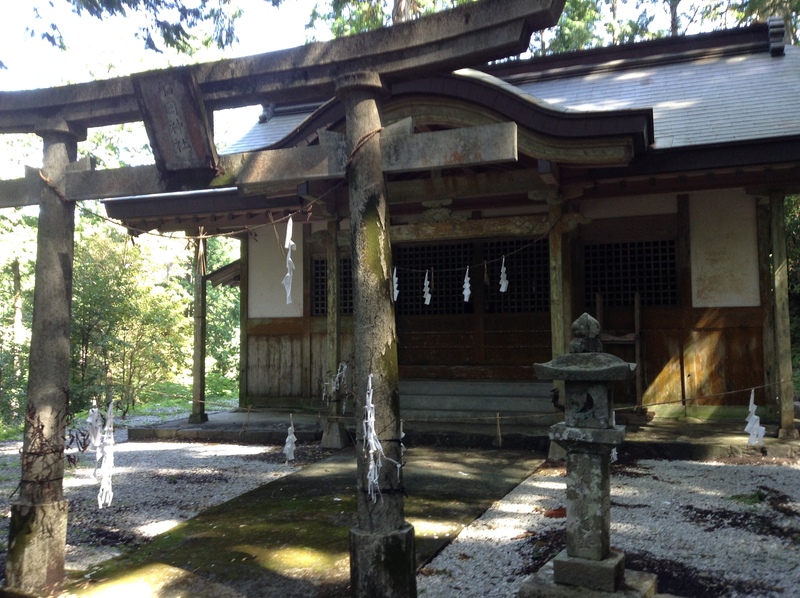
[33,0,283,54]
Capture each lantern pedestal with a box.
[519,313,657,598]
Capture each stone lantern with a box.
[519,313,657,597]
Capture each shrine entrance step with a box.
[399,379,560,449]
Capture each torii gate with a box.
[0,0,566,595]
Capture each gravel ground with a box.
[0,404,331,577]
[417,454,800,598]
[0,407,798,598]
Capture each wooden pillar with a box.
[190,235,209,423]
[326,220,341,382]
[335,71,415,598]
[238,235,250,407]
[549,202,568,405]
[757,200,776,413]
[6,122,79,594]
[770,193,798,438]
[321,218,350,448]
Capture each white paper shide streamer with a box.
[463,266,471,302]
[499,256,509,293]
[363,374,383,502]
[362,374,402,503]
[282,217,296,305]
[92,403,114,509]
[283,413,297,463]
[393,267,399,301]
[423,270,432,305]
[86,405,104,475]
[744,389,766,445]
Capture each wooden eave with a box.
[206,260,241,287]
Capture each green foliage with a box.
[205,237,241,376]
[785,196,800,297]
[80,123,153,169]
[533,0,605,55]
[69,213,193,413]
[206,371,238,397]
[0,209,38,427]
[716,1,800,43]
[307,0,473,38]
[783,195,800,397]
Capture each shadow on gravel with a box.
[516,528,783,598]
[63,447,543,597]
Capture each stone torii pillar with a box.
[6,122,81,595]
[336,71,415,598]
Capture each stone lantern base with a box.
[553,549,625,592]
[519,558,657,598]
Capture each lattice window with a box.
[394,243,475,316]
[339,257,353,314]
[312,259,327,316]
[311,257,354,316]
[583,240,678,307]
[483,239,550,313]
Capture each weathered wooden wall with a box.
[599,306,765,408]
[397,312,550,380]
[245,317,354,406]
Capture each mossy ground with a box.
[64,447,543,597]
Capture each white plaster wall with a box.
[690,190,760,307]
[248,223,304,318]
[580,194,678,219]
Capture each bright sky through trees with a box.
[0,0,331,91]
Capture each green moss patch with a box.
[65,447,542,597]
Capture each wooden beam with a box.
[538,159,560,186]
[390,214,548,242]
[387,168,543,204]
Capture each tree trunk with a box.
[6,127,77,595]
[669,0,680,36]
[336,71,415,598]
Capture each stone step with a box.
[398,379,558,420]
[401,408,561,427]
[400,379,552,398]
[401,394,556,413]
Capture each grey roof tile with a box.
[519,45,800,149]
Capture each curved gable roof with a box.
[224,70,653,165]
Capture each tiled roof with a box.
[223,108,316,154]
[517,44,800,149]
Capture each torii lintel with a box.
[0,0,565,133]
